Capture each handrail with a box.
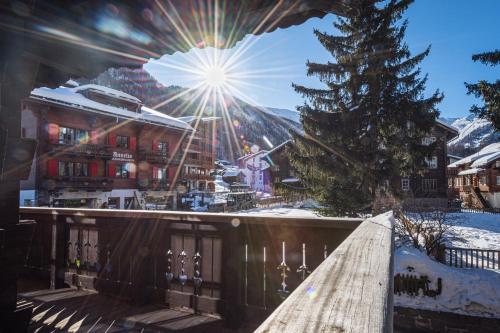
[19,207,363,229]
[254,212,395,333]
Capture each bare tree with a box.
[395,204,458,257]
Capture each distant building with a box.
[177,116,218,193]
[20,83,195,209]
[261,140,302,195]
[237,151,271,193]
[399,120,458,206]
[447,143,500,209]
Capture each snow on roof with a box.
[435,118,459,135]
[30,85,193,131]
[457,168,484,176]
[264,140,291,157]
[74,84,141,104]
[222,168,241,177]
[177,116,221,123]
[448,143,500,168]
[282,177,300,183]
[470,151,500,168]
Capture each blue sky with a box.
[145,0,499,119]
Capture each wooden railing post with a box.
[221,225,244,329]
[52,215,67,289]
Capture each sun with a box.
[203,65,227,87]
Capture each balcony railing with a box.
[43,176,114,190]
[138,178,170,190]
[17,207,393,330]
[48,143,112,159]
[182,174,215,181]
[138,149,181,164]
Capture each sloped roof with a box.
[448,143,500,168]
[30,85,193,131]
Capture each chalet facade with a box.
[262,140,302,196]
[177,116,218,193]
[20,83,197,209]
[399,120,458,205]
[237,150,271,193]
[447,143,500,209]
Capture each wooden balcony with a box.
[18,207,393,332]
[48,143,113,159]
[42,176,114,191]
[182,174,216,181]
[138,178,170,191]
[138,149,181,165]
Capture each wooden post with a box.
[0,38,39,330]
[221,224,243,329]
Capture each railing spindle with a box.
[263,246,267,309]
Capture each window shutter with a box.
[152,166,158,179]
[90,130,99,144]
[108,132,116,146]
[108,163,116,178]
[90,162,98,177]
[47,159,58,177]
[48,123,59,143]
[129,163,136,179]
[151,140,157,151]
[130,137,137,151]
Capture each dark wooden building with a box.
[20,83,195,209]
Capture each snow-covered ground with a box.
[447,212,500,250]
[396,212,500,318]
[234,206,322,218]
[395,245,500,318]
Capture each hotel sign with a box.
[112,151,134,162]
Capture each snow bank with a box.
[447,213,500,250]
[395,245,500,318]
[235,207,322,218]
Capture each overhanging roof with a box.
[1,1,349,88]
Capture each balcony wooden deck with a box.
[18,207,393,332]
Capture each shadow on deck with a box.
[22,288,234,333]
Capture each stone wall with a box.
[395,306,500,333]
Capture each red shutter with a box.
[129,163,136,179]
[152,166,158,179]
[90,162,98,177]
[47,159,58,177]
[108,163,116,178]
[90,130,99,144]
[108,132,116,146]
[48,123,59,143]
[129,137,137,151]
[151,140,157,151]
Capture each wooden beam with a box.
[254,212,395,333]
[20,207,362,230]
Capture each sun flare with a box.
[203,65,227,87]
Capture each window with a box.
[425,156,438,169]
[58,161,74,176]
[116,135,129,148]
[401,178,410,191]
[496,161,500,168]
[75,129,89,144]
[115,164,129,179]
[479,175,487,185]
[455,177,463,187]
[422,136,436,145]
[422,179,437,192]
[157,141,169,153]
[465,176,471,186]
[497,176,500,185]
[74,162,89,177]
[59,127,75,144]
[155,167,167,180]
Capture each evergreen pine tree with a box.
[465,50,500,131]
[288,0,442,216]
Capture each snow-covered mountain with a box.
[442,116,499,157]
[260,107,301,124]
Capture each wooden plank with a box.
[20,207,362,230]
[254,212,394,333]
